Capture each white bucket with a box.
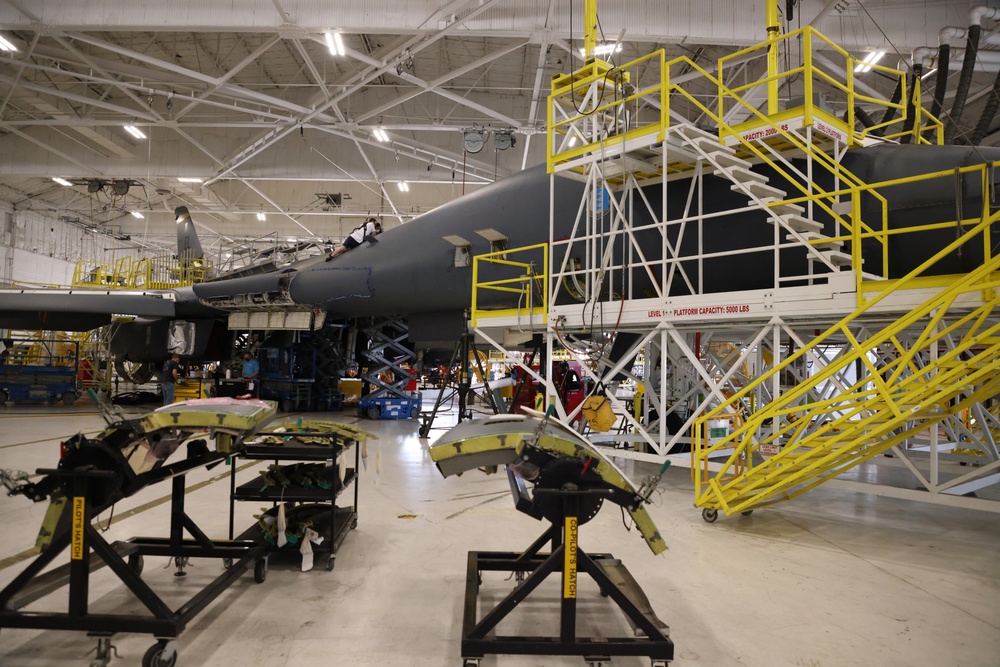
[706,419,732,447]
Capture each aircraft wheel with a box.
[61,391,77,405]
[253,558,268,584]
[128,554,144,576]
[142,641,177,667]
[701,508,719,523]
[409,407,419,419]
[366,406,381,420]
[741,510,754,516]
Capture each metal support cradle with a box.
[0,467,268,667]
[460,487,673,667]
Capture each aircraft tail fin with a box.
[174,206,204,261]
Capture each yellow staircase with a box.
[694,213,1000,516]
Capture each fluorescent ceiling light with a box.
[52,177,73,186]
[177,177,203,183]
[398,181,409,192]
[567,135,579,147]
[579,43,622,57]
[325,30,345,56]
[372,128,389,142]
[131,210,144,219]
[124,124,146,139]
[854,49,885,73]
[920,67,938,80]
[0,35,17,52]
[256,212,267,221]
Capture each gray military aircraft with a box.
[0,144,997,375]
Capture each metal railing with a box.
[471,243,548,327]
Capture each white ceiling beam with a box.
[1,126,106,177]
[200,1,509,186]
[173,35,283,120]
[1,1,963,53]
[0,73,158,121]
[352,39,526,124]
[170,126,316,237]
[51,35,166,124]
[0,54,299,122]
[321,124,497,179]
[519,0,558,170]
[64,33,340,124]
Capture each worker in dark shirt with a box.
[162,353,181,405]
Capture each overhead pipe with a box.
[928,42,950,119]
[914,46,1000,71]
[874,75,904,137]
[900,65,920,144]
[945,23,982,143]
[945,6,1000,144]
[970,67,1000,145]
[853,105,877,129]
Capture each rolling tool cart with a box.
[228,419,372,572]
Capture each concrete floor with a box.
[1,402,998,667]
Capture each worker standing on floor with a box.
[242,351,260,397]
[162,352,181,405]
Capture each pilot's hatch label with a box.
[71,497,85,560]
[564,516,578,599]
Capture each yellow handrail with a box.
[692,208,1000,512]
[471,243,548,327]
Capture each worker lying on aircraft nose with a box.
[326,217,382,261]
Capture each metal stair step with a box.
[685,134,728,153]
[768,202,805,216]
[769,214,823,233]
[785,232,843,250]
[734,180,788,200]
[726,166,769,184]
[703,150,751,169]
[819,250,853,267]
[673,123,720,141]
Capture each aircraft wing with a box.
[0,288,178,331]
[429,414,667,555]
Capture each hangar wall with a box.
[0,209,148,288]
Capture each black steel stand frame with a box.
[461,490,674,662]
[418,329,499,438]
[0,468,267,648]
